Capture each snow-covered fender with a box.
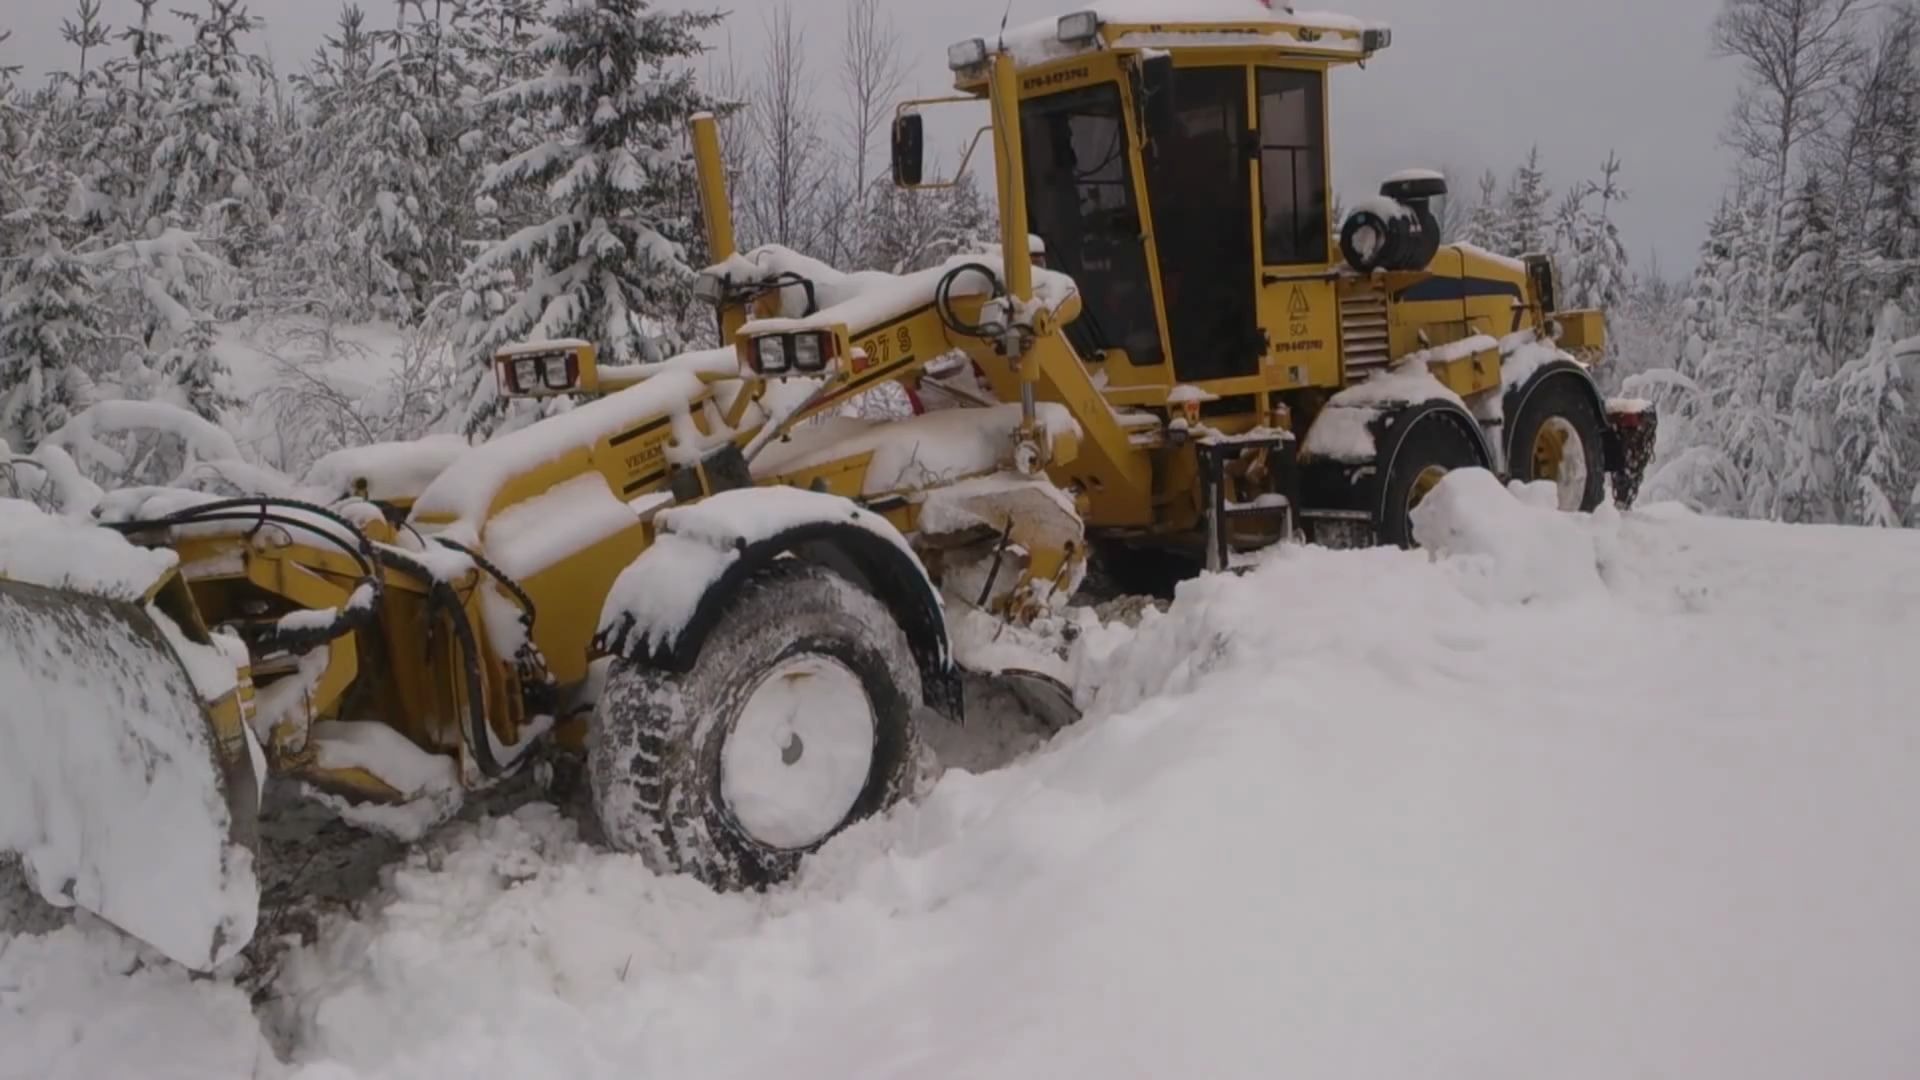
[1299,398,1492,516]
[1371,399,1493,515]
[594,488,962,721]
[1500,358,1609,470]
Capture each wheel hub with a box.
[721,655,876,850]
[1530,417,1589,511]
[1406,463,1448,516]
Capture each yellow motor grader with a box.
[0,3,1652,970]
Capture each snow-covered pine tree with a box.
[0,215,103,449]
[1828,302,1920,525]
[41,3,251,424]
[272,5,376,318]
[1,3,227,428]
[141,0,275,274]
[456,0,546,93]
[1774,173,1842,521]
[1714,0,1865,330]
[1458,169,1505,250]
[1681,199,1741,377]
[1648,187,1806,517]
[1794,3,1916,374]
[1549,180,1593,281]
[68,4,162,241]
[1629,193,1761,512]
[1863,8,1920,317]
[88,227,233,400]
[298,0,477,322]
[1776,172,1838,364]
[449,0,720,436]
[306,2,378,93]
[0,47,19,167]
[0,38,104,450]
[452,0,550,212]
[447,0,554,329]
[118,0,171,94]
[33,2,113,240]
[57,0,113,90]
[157,315,235,422]
[1501,147,1551,255]
[1561,154,1632,313]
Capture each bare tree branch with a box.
[839,0,907,205]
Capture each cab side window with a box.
[1257,69,1329,266]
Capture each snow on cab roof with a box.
[996,1,1388,69]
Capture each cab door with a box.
[1251,67,1340,390]
[1142,65,1262,387]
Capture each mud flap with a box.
[0,580,260,971]
[1603,401,1658,509]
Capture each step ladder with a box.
[1198,432,1296,574]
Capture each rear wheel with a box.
[589,560,924,891]
[1508,378,1608,512]
[1374,410,1485,547]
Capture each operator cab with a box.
[937,7,1391,405]
[1021,63,1316,387]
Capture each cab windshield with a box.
[1019,84,1163,366]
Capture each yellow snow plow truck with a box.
[0,4,1653,970]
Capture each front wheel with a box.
[1507,377,1608,512]
[1374,409,1486,548]
[589,560,925,891]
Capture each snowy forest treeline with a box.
[0,0,1915,528]
[0,0,991,476]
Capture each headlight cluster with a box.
[747,330,835,376]
[947,38,987,71]
[1055,11,1099,44]
[496,348,580,396]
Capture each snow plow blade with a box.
[969,667,1080,733]
[0,577,261,971]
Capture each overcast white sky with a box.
[3,0,1737,275]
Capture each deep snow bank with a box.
[0,917,275,1080]
[7,473,1920,1079]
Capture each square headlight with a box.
[692,271,726,305]
[755,335,790,373]
[947,38,987,71]
[541,353,574,389]
[1056,11,1100,44]
[791,333,826,372]
[513,357,540,391]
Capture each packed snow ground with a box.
[5,473,1920,1079]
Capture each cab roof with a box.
[952,0,1390,90]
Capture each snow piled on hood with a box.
[304,435,471,503]
[9,473,1920,1079]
